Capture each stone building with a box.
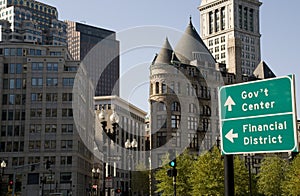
[0,42,95,195]
[199,0,262,75]
[148,18,275,195]
[94,95,147,195]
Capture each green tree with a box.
[176,150,194,196]
[234,156,250,195]
[132,163,150,195]
[282,154,300,195]
[155,153,173,196]
[189,146,224,195]
[257,155,287,196]
[155,150,193,196]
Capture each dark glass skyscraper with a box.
[66,21,120,96]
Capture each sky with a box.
[41,0,300,116]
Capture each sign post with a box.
[219,75,298,155]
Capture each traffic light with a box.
[169,159,176,168]
[167,168,177,177]
[8,180,13,189]
[115,188,121,193]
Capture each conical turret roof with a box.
[253,61,276,79]
[152,37,179,65]
[175,17,216,65]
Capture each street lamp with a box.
[1,160,7,196]
[1,160,6,174]
[97,106,119,196]
[125,138,138,196]
[92,167,101,196]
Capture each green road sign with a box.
[219,75,298,155]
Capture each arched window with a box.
[155,82,159,94]
[189,103,197,113]
[150,83,153,95]
[161,82,167,94]
[157,102,166,111]
[171,102,180,112]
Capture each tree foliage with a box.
[189,146,224,195]
[155,153,174,196]
[257,155,287,196]
[234,155,250,195]
[282,154,300,195]
[132,163,150,195]
[155,150,194,196]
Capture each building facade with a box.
[66,21,120,96]
[0,0,67,45]
[94,95,147,195]
[199,0,262,75]
[0,42,96,196]
[149,18,275,195]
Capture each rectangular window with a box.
[239,5,243,29]
[9,79,14,89]
[188,116,198,130]
[244,7,248,30]
[62,78,74,86]
[46,108,57,117]
[61,140,73,149]
[62,108,73,117]
[31,78,43,86]
[31,62,43,71]
[62,93,72,102]
[17,48,22,56]
[171,115,180,128]
[156,132,167,147]
[31,93,43,102]
[221,7,225,30]
[3,63,8,73]
[3,79,8,89]
[8,110,13,120]
[27,173,39,185]
[4,48,10,56]
[60,172,72,183]
[157,115,166,129]
[47,63,58,71]
[28,140,41,151]
[209,11,214,34]
[62,124,73,133]
[44,140,56,150]
[30,124,42,133]
[30,109,42,118]
[9,63,15,73]
[215,10,220,32]
[15,78,22,89]
[61,156,72,165]
[46,78,58,86]
[249,9,254,32]
[46,93,58,102]
[45,124,57,133]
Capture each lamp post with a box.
[0,160,7,196]
[98,106,119,196]
[92,167,101,196]
[244,153,254,196]
[125,138,138,196]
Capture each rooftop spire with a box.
[152,37,178,65]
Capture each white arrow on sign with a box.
[224,96,236,111]
[225,129,238,143]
